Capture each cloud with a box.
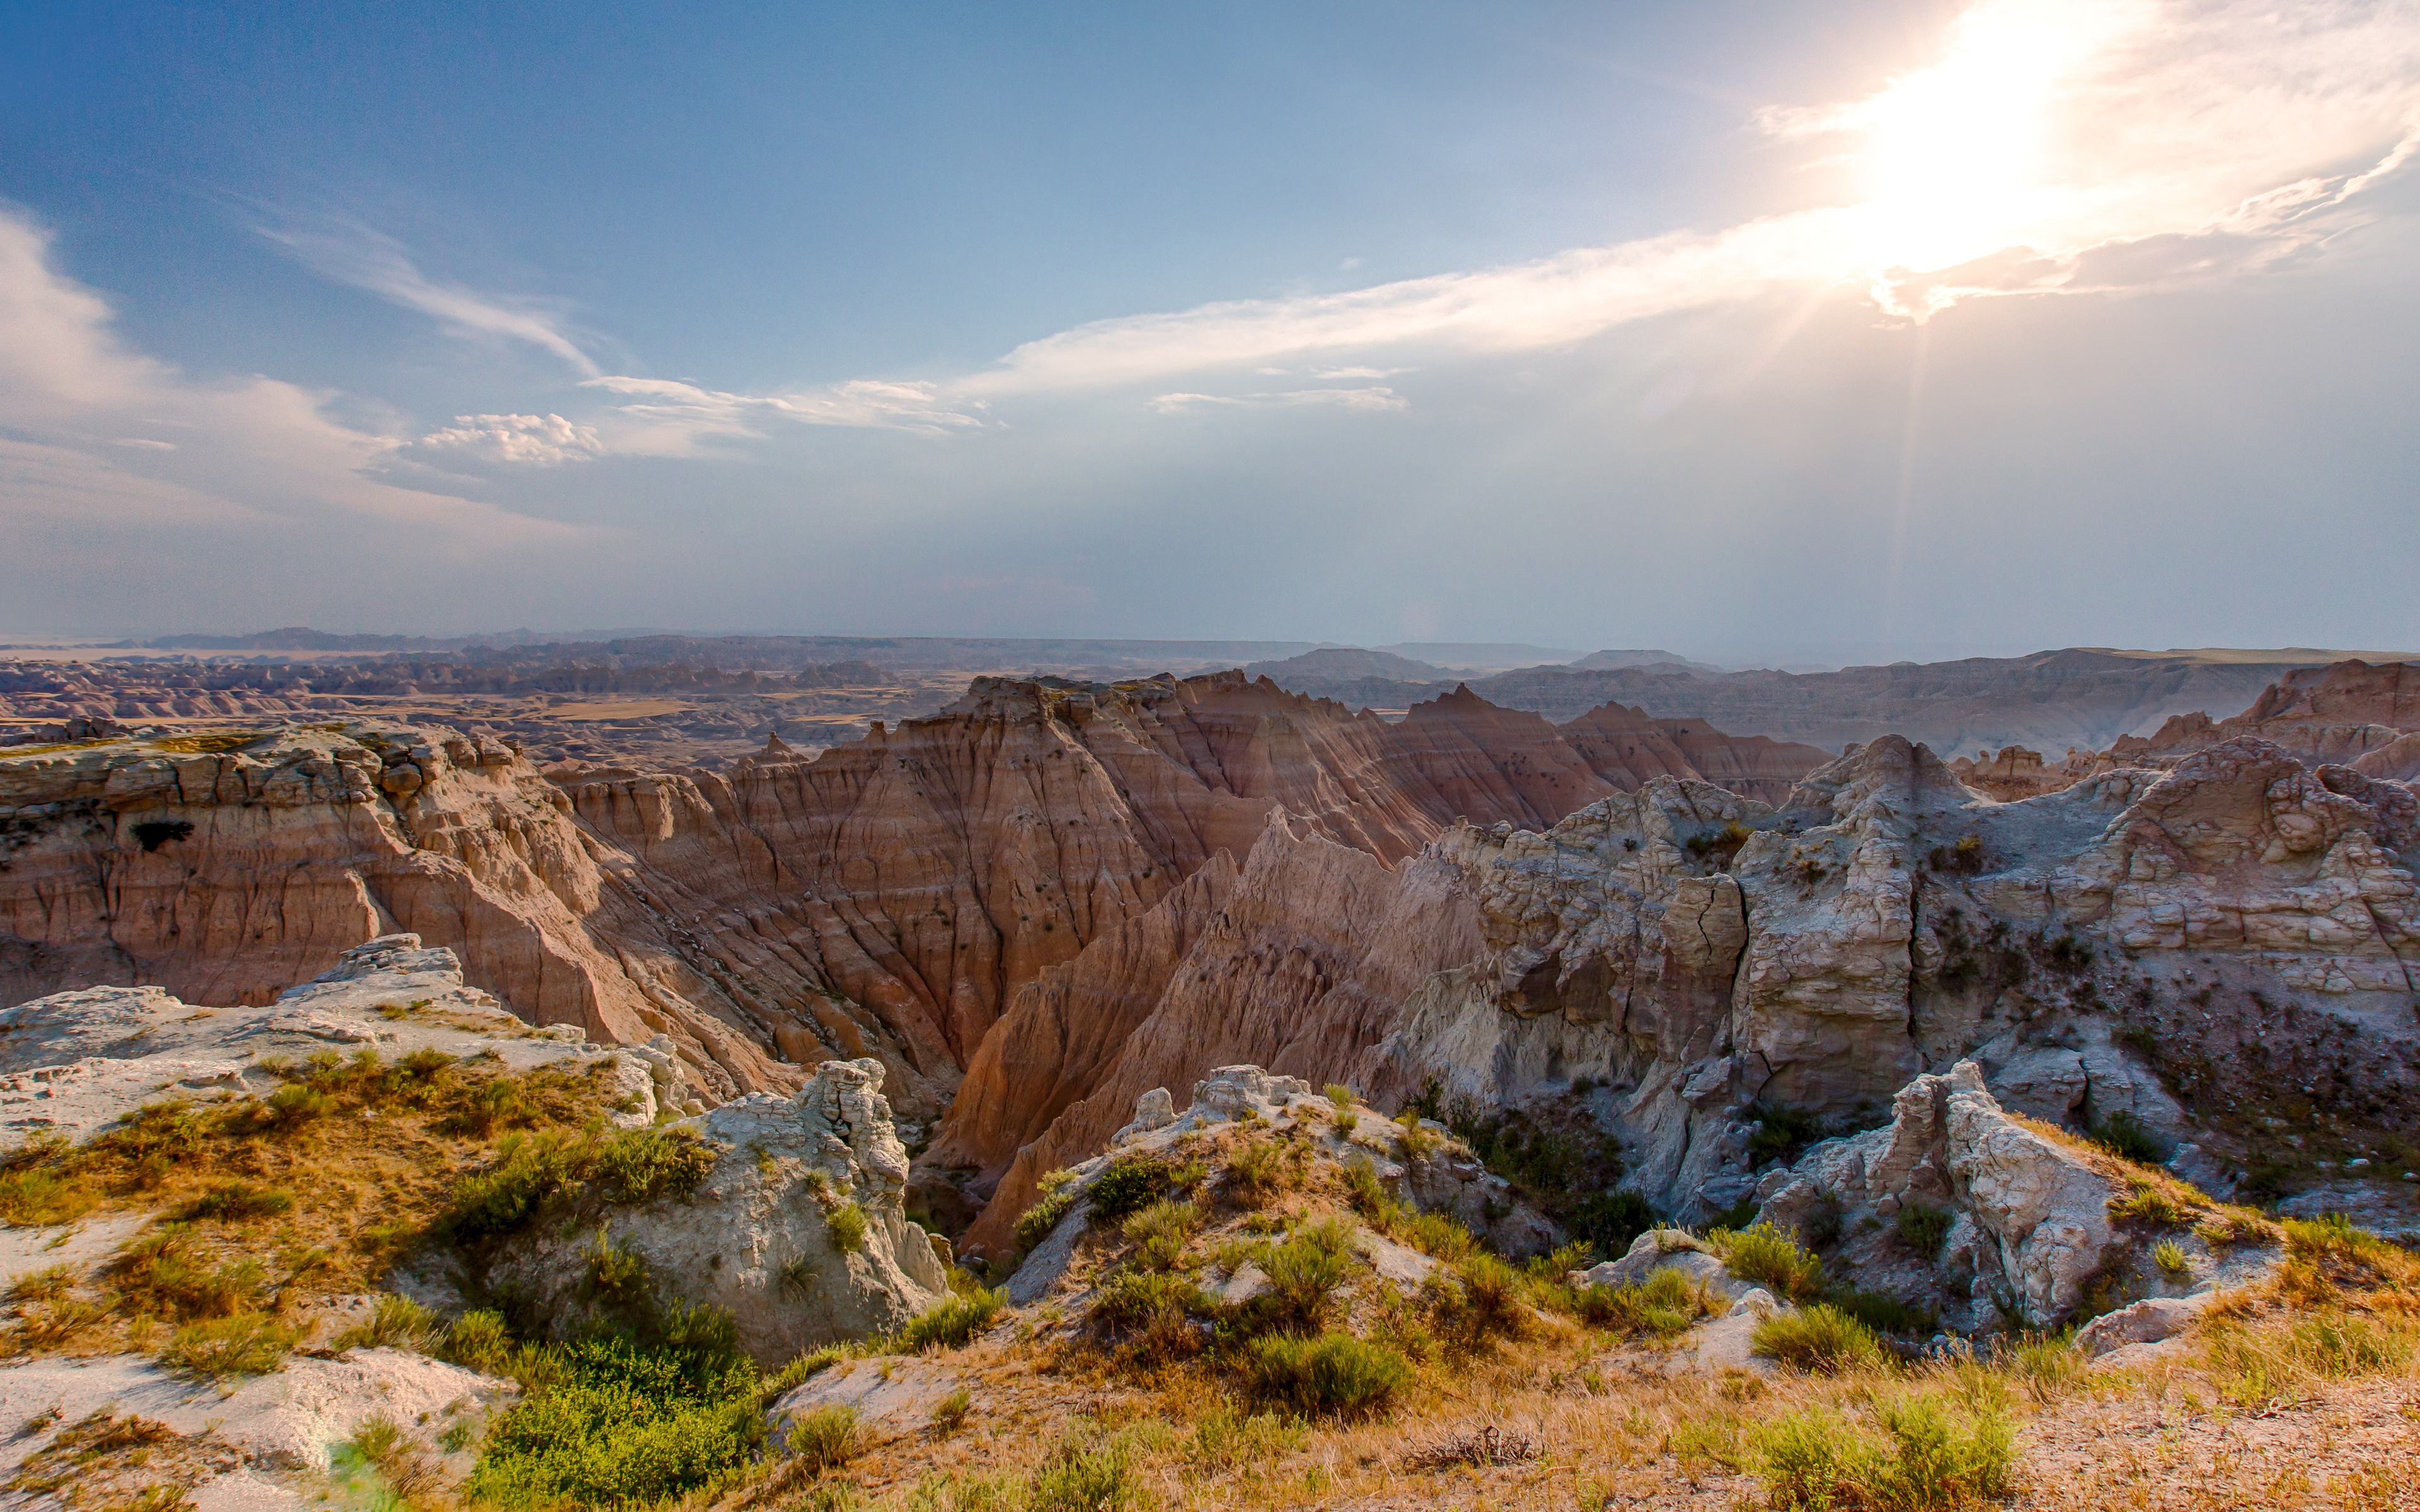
[1146,386,1409,415]
[259,216,603,377]
[898,0,2420,399]
[577,374,985,452]
[413,412,606,466]
[0,205,585,547]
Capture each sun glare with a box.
[1848,0,2146,270]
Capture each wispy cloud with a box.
[1145,386,1409,415]
[0,206,585,544]
[912,0,2420,398]
[259,215,603,377]
[577,375,984,454]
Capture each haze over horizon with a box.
[6,1,2417,659]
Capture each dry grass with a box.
[0,1053,628,1360]
[684,1188,2420,1512]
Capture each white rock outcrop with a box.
[0,934,660,1152]
[480,1057,948,1363]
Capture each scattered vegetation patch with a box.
[333,1293,444,1353]
[1570,1266,1717,1337]
[1244,1331,1411,1419]
[1089,1152,1206,1223]
[147,731,266,753]
[1753,1392,2015,1509]
[891,1288,1005,1353]
[465,1325,761,1508]
[442,1124,717,1241]
[175,1180,294,1222]
[159,1312,304,1377]
[1013,1171,1080,1251]
[1713,1222,1826,1301]
[2089,1109,2166,1164]
[826,1200,870,1254]
[1894,1203,1953,1260]
[1753,1303,1885,1375]
[1412,1085,1650,1254]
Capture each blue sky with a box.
[4,0,2417,662]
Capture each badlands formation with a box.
[0,653,2416,1510]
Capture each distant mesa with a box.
[1563,647,1728,675]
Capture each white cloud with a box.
[1312,365,1414,379]
[577,374,984,452]
[260,216,603,377]
[916,0,2420,398]
[0,206,585,547]
[1146,386,1409,415]
[413,412,606,466]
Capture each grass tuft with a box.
[892,1288,1005,1353]
[1753,1303,1884,1375]
[1244,1332,1410,1419]
[1714,1222,1826,1300]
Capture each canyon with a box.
[4,655,2417,1265]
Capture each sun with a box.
[1847,0,2141,271]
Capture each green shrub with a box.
[444,1309,516,1375]
[443,1134,577,1239]
[1325,1083,1357,1111]
[18,1295,113,1349]
[1091,1270,1213,1334]
[1895,1203,1953,1259]
[1091,1152,1202,1221]
[2004,1334,2087,1402]
[784,1404,863,1472]
[1229,1141,1300,1206]
[587,1127,717,1204]
[265,1082,333,1126]
[1430,1252,1533,1344]
[441,1127,715,1243]
[1340,1164,1387,1217]
[894,1288,1005,1352]
[1715,1222,1825,1300]
[1250,1221,1354,1336]
[333,1293,442,1353]
[2109,1179,2192,1226]
[1178,1404,1306,1473]
[583,1230,651,1307]
[160,1313,302,1377]
[1025,1432,1151,1512]
[930,1388,972,1435]
[826,1201,869,1254]
[1753,1304,1883,1374]
[464,1332,761,1508]
[2154,1240,2190,1276]
[1245,1332,1410,1419]
[1121,1198,1201,1271]
[1753,1394,2014,1510]
[1013,1187,1078,1251]
[1383,1206,1479,1264]
[1573,1267,1708,1337]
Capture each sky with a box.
[3,0,2417,663]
